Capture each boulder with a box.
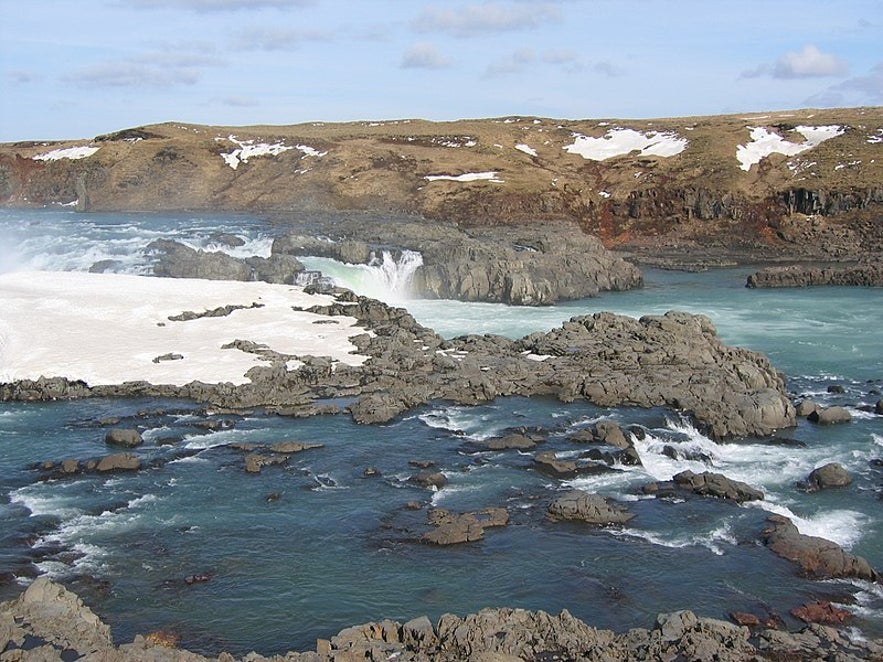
[547,490,635,526]
[795,400,819,417]
[104,428,143,448]
[481,433,538,450]
[149,239,252,281]
[876,399,883,415]
[533,451,610,479]
[807,463,852,490]
[95,453,141,472]
[671,470,764,502]
[422,508,509,545]
[569,420,630,448]
[761,514,880,581]
[244,453,287,473]
[409,471,448,490]
[807,406,852,424]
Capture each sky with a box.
[1,0,881,141]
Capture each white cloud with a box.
[234,27,331,51]
[413,2,560,38]
[401,42,452,69]
[773,45,848,79]
[64,61,200,88]
[806,62,883,106]
[484,48,535,76]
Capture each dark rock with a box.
[104,428,142,448]
[149,239,252,281]
[827,384,846,394]
[152,353,183,364]
[409,471,448,490]
[547,490,635,526]
[363,467,382,477]
[409,460,435,469]
[747,262,883,288]
[761,514,880,581]
[671,470,764,502]
[807,463,852,491]
[533,451,611,479]
[876,399,883,415]
[183,572,212,585]
[808,406,852,424]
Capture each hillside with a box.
[1,107,881,261]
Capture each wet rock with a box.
[184,572,213,585]
[422,508,509,545]
[761,514,881,582]
[481,433,539,450]
[269,441,323,454]
[149,238,253,281]
[671,470,764,502]
[244,453,287,473]
[95,453,141,472]
[808,405,852,424]
[104,428,142,448]
[533,451,611,479]
[363,467,382,477]
[747,262,883,288]
[876,399,883,415]
[409,471,448,490]
[569,420,630,448]
[807,463,852,491]
[547,490,635,526]
[790,601,853,624]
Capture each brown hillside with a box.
[1,108,881,258]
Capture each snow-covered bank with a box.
[0,271,368,387]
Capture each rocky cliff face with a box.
[2,108,881,258]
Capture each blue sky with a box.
[1,0,881,141]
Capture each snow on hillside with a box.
[736,125,844,171]
[424,171,503,183]
[563,128,688,161]
[515,144,538,157]
[218,136,327,170]
[32,146,100,161]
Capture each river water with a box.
[0,208,881,655]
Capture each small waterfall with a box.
[298,250,424,304]
[368,249,423,300]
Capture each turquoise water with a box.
[1,208,882,655]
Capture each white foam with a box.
[747,500,867,549]
[0,271,370,387]
[613,520,737,556]
[424,172,503,183]
[32,146,100,161]
[563,128,688,161]
[737,125,844,171]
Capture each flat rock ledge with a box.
[746,260,883,288]
[3,578,882,662]
[0,292,796,440]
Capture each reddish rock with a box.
[790,601,853,625]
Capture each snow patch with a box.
[563,128,688,161]
[868,129,883,144]
[736,125,844,172]
[515,144,538,157]
[0,271,368,387]
[424,171,503,183]
[32,146,100,161]
[218,135,326,170]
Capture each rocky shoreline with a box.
[3,577,882,661]
[0,282,795,440]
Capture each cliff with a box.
[2,108,881,260]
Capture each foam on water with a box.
[745,500,867,549]
[612,520,738,556]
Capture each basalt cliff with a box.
[2,107,882,267]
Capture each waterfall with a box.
[298,249,424,304]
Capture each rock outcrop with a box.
[3,579,882,662]
[747,261,883,288]
[547,490,635,525]
[0,291,796,440]
[761,514,880,582]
